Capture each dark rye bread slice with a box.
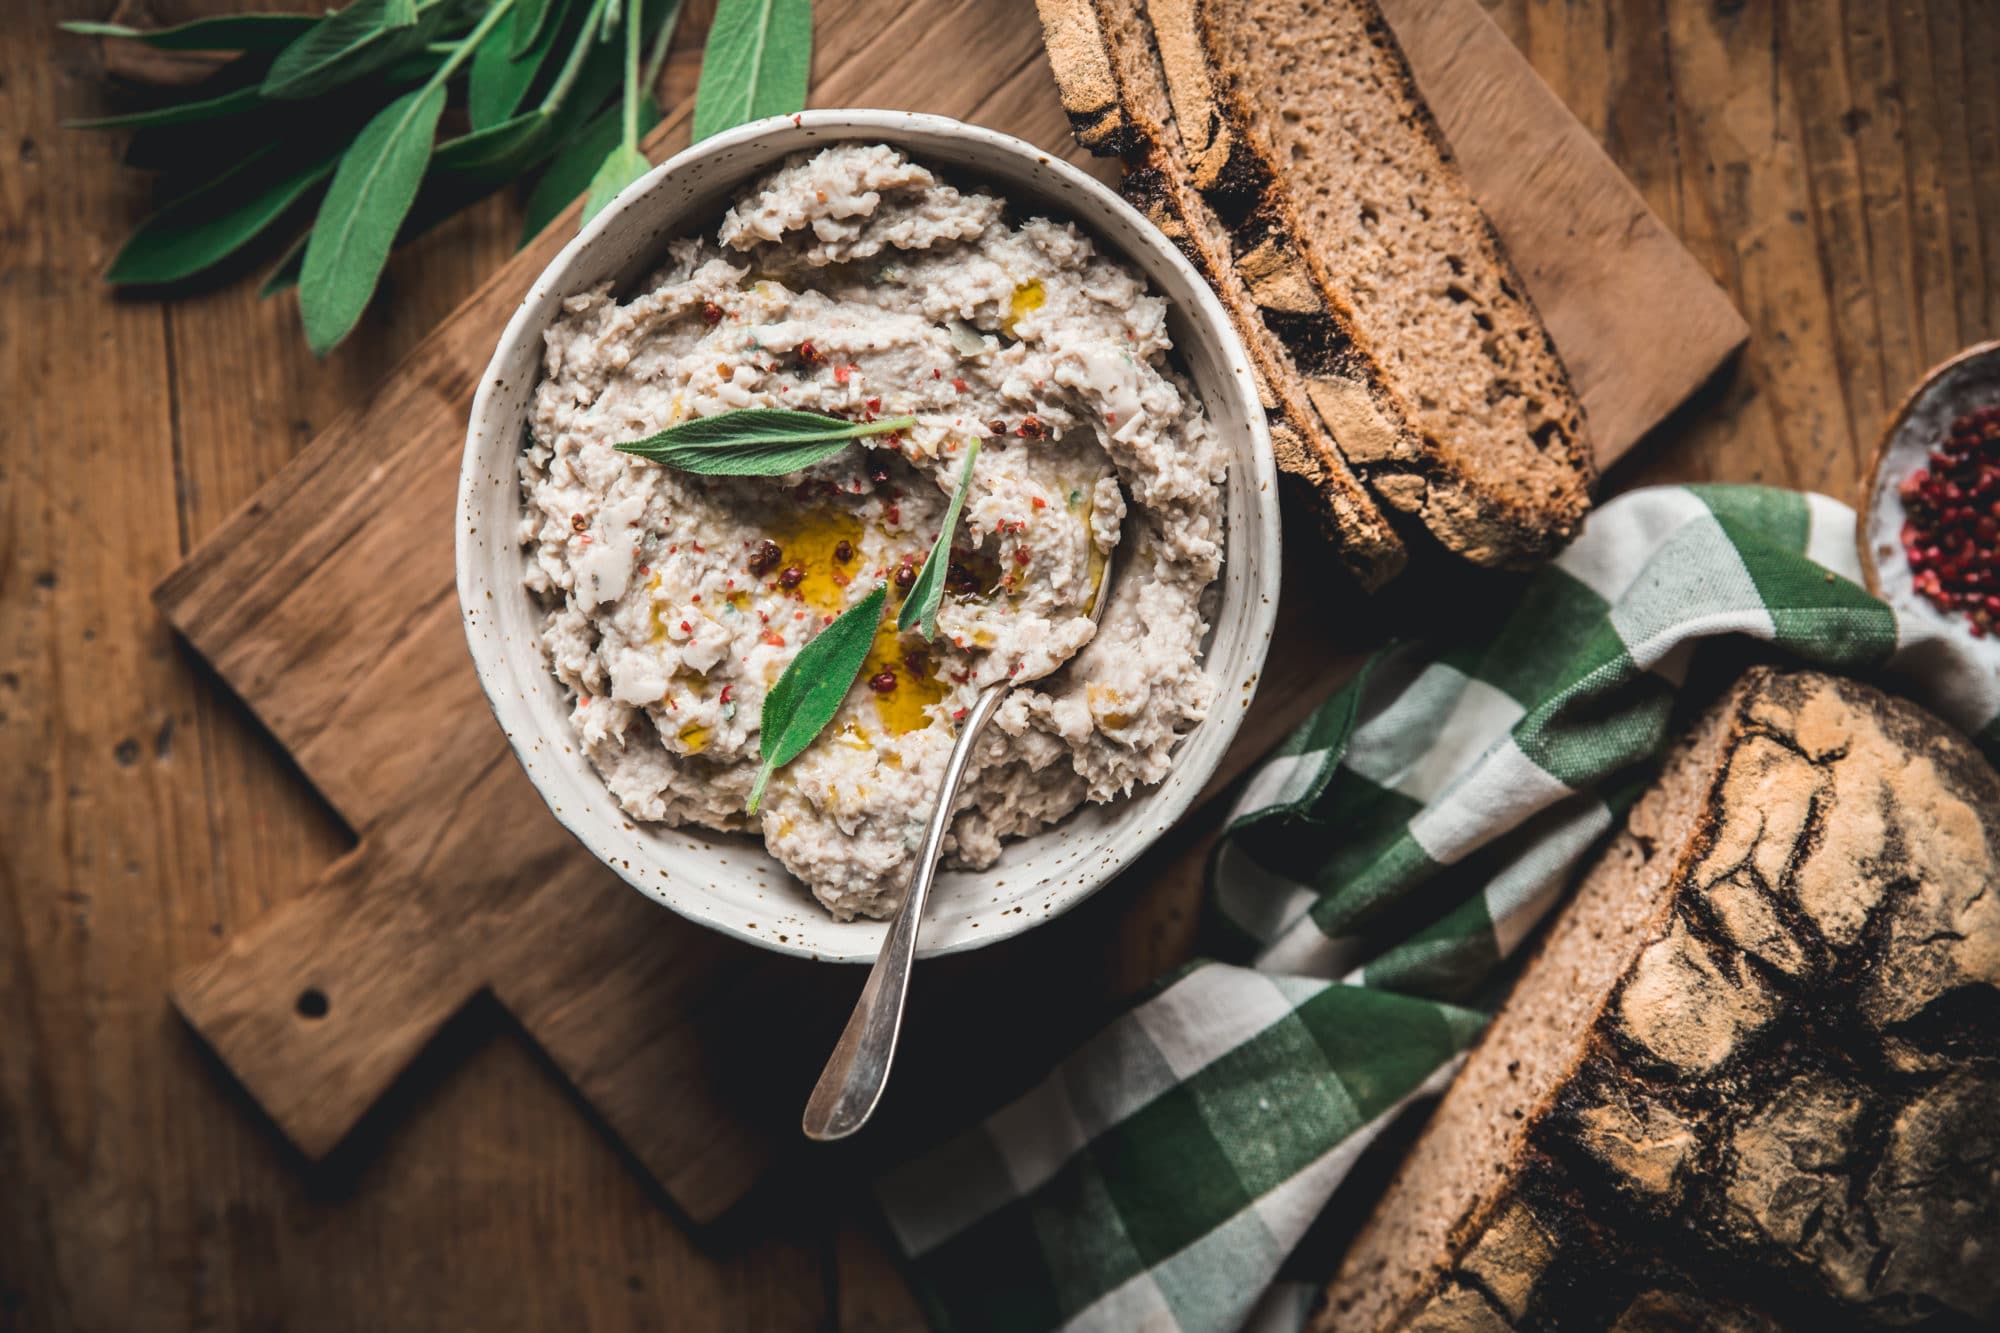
[1035,0,1408,589]
[1319,668,2000,1331]
[1182,0,1596,568]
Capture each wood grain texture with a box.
[1381,0,1750,464]
[5,0,1996,1328]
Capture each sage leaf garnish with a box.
[616,409,916,475]
[897,439,978,642]
[748,583,885,814]
[299,81,448,354]
[63,14,318,52]
[690,0,811,144]
[106,145,336,286]
[262,0,426,101]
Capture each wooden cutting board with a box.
[156,0,1746,1227]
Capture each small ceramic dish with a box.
[1859,340,2000,667]
[457,109,1279,963]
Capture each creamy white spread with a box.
[521,144,1225,920]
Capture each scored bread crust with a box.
[1320,668,2000,1330]
[1037,0,1407,588]
[1184,0,1596,568]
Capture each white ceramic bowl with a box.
[458,109,1280,962]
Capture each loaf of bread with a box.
[1319,668,2000,1330]
[1035,0,1596,572]
[1037,0,1409,589]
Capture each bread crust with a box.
[1320,669,2000,1330]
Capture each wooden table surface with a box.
[4,0,1995,1327]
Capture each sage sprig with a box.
[615,409,916,475]
[897,439,978,641]
[70,0,809,353]
[748,583,885,814]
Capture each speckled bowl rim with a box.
[458,109,1280,963]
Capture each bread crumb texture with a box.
[1323,669,2000,1330]
[1193,0,1593,566]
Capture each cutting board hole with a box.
[295,988,329,1020]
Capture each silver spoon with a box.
[802,542,1116,1141]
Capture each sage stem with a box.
[539,0,617,113]
[640,0,682,90]
[622,0,640,153]
[424,0,514,87]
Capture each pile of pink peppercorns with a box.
[1900,403,2000,637]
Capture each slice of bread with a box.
[1038,0,1408,589]
[1183,0,1596,568]
[1320,668,2000,1329]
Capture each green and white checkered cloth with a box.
[876,485,2000,1333]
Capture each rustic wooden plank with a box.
[26,0,2000,1327]
[1605,0,1854,498]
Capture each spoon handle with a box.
[802,680,1009,1141]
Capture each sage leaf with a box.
[690,0,811,144]
[63,15,319,52]
[263,0,425,101]
[897,439,979,641]
[508,0,556,57]
[616,410,916,475]
[470,0,569,129]
[298,81,446,355]
[748,583,885,814]
[371,48,449,86]
[435,109,553,183]
[106,145,334,286]
[259,230,309,297]
[67,82,264,130]
[519,93,656,244]
[583,142,650,222]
